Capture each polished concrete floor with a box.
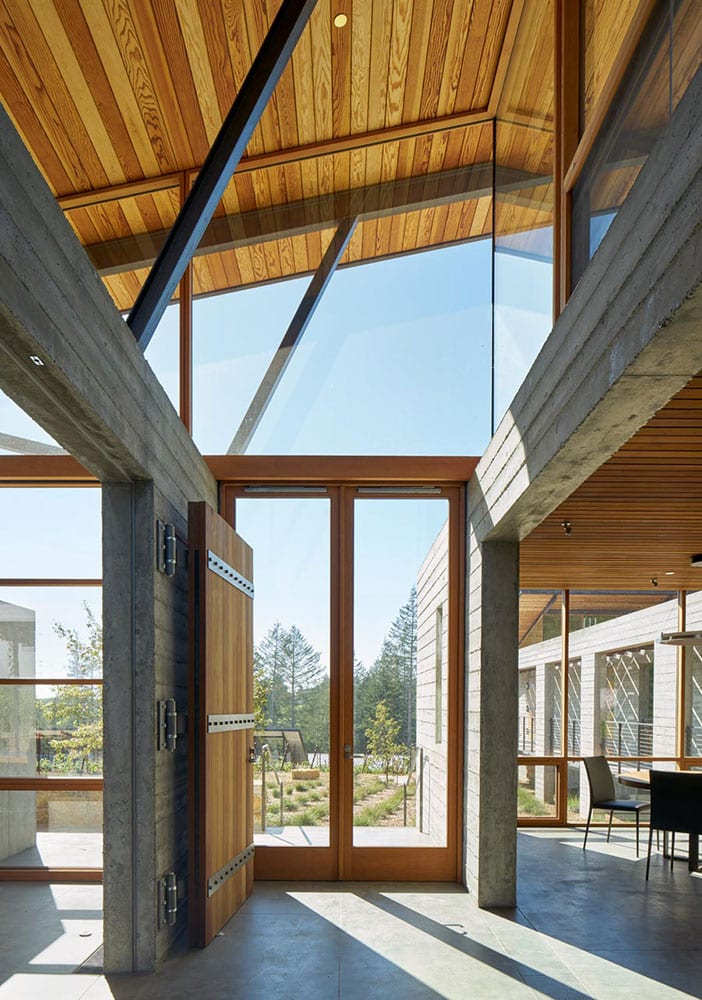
[0,829,701,998]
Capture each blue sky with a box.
[0,232,553,681]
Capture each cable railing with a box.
[685,724,702,757]
[601,720,653,769]
[518,715,536,754]
[549,717,581,755]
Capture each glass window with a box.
[569,591,677,763]
[518,591,562,758]
[571,3,701,285]
[192,273,310,455]
[245,236,492,456]
[144,301,180,413]
[0,392,65,456]
[493,0,554,428]
[0,789,102,868]
[0,683,102,777]
[684,590,702,757]
[0,589,102,680]
[0,490,101,578]
[518,765,558,819]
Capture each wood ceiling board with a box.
[520,375,702,591]
[497,0,553,123]
[582,0,644,130]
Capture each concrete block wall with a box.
[416,520,449,844]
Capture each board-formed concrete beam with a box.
[472,65,702,546]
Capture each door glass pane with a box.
[353,498,449,848]
[235,498,330,847]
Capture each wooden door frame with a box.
[220,459,467,882]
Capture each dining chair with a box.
[645,770,702,879]
[582,755,650,857]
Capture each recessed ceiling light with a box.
[333,13,348,28]
[29,355,44,366]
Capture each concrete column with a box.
[103,481,157,973]
[464,537,518,907]
[578,652,598,815]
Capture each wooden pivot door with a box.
[188,501,254,947]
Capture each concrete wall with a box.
[465,67,702,907]
[0,104,217,971]
[416,521,449,844]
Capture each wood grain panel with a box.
[581,0,641,130]
[189,501,253,948]
[0,0,646,306]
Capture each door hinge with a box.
[158,872,178,928]
[157,699,186,751]
[157,519,177,576]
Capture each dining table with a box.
[619,768,700,871]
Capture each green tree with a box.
[295,676,330,753]
[365,700,403,783]
[254,622,288,727]
[41,605,103,775]
[255,624,325,736]
[354,588,417,752]
[253,663,271,730]
[282,625,323,729]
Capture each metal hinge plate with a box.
[157,699,186,750]
[158,871,178,928]
[157,520,177,576]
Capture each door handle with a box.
[344,744,353,759]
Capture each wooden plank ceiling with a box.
[521,375,702,592]
[0,0,554,310]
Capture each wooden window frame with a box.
[0,488,103,882]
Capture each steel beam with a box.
[127,0,318,349]
[227,217,357,454]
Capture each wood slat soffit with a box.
[521,376,702,591]
[0,0,542,303]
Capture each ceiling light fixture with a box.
[333,13,348,28]
[665,571,675,576]
[650,577,658,587]
[29,355,44,366]
[561,520,572,535]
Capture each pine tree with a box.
[281,625,322,729]
[354,588,418,751]
[254,623,325,735]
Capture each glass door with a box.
[341,488,461,880]
[227,480,462,881]
[233,489,337,879]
